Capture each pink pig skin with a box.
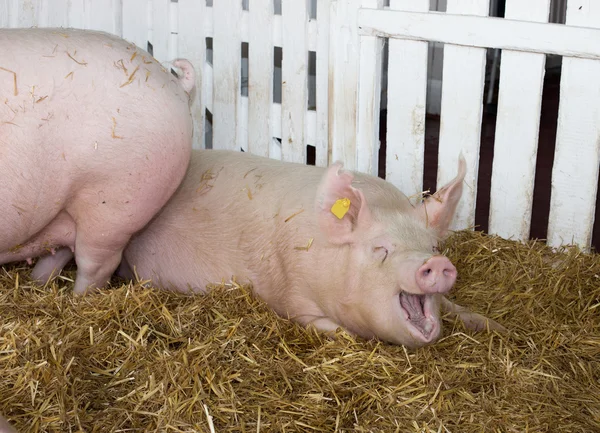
[120,150,502,348]
[0,28,194,294]
[0,415,16,433]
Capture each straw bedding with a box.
[0,230,598,432]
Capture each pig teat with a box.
[415,255,457,294]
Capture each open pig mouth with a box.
[399,292,436,339]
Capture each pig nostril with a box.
[423,268,432,276]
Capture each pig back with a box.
[123,149,325,293]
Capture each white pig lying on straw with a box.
[115,150,504,348]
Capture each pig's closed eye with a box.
[432,246,440,254]
[373,246,388,263]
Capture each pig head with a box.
[305,156,465,346]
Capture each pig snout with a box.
[416,255,457,294]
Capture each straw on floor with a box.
[0,230,599,432]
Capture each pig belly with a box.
[0,28,193,293]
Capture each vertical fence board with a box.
[39,0,68,27]
[488,0,550,240]
[122,0,148,49]
[248,0,274,157]
[315,0,330,167]
[385,0,429,194]
[281,0,308,163]
[0,1,7,27]
[356,0,384,177]
[238,10,249,153]
[329,0,359,170]
[437,0,489,231]
[69,0,121,33]
[178,0,206,149]
[15,0,38,27]
[548,2,600,248]
[150,0,170,62]
[212,0,241,150]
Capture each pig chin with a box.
[398,292,440,343]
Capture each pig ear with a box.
[415,155,466,238]
[315,162,373,245]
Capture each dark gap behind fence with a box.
[241,42,248,97]
[273,46,282,104]
[530,60,561,243]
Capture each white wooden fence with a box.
[1,0,599,250]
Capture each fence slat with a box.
[329,0,360,170]
[385,0,429,194]
[437,0,489,232]
[548,3,600,248]
[178,0,206,150]
[150,0,170,62]
[358,8,600,60]
[69,0,120,33]
[15,0,39,27]
[40,0,69,27]
[488,0,550,240]
[122,0,148,49]
[0,1,7,27]
[315,0,330,167]
[247,0,274,157]
[355,0,384,177]
[212,0,241,150]
[281,0,308,163]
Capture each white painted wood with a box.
[272,14,282,48]
[212,0,242,150]
[488,0,550,240]
[122,0,148,50]
[205,63,214,114]
[548,2,600,249]
[315,0,330,167]
[150,0,170,62]
[68,0,121,34]
[237,9,249,153]
[385,0,429,194]
[357,9,600,60]
[15,0,39,27]
[178,0,206,149]
[0,1,8,27]
[247,0,274,157]
[356,0,384,177]
[437,0,489,232]
[281,0,308,164]
[39,0,69,27]
[329,0,360,170]
[6,0,17,27]
[307,17,317,52]
[169,1,178,61]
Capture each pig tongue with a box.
[399,292,432,336]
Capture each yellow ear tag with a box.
[331,198,351,219]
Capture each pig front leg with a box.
[71,229,131,295]
[441,297,506,333]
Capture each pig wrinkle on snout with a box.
[0,28,195,294]
[122,150,503,348]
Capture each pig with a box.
[0,28,194,294]
[117,150,504,348]
[0,415,16,433]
